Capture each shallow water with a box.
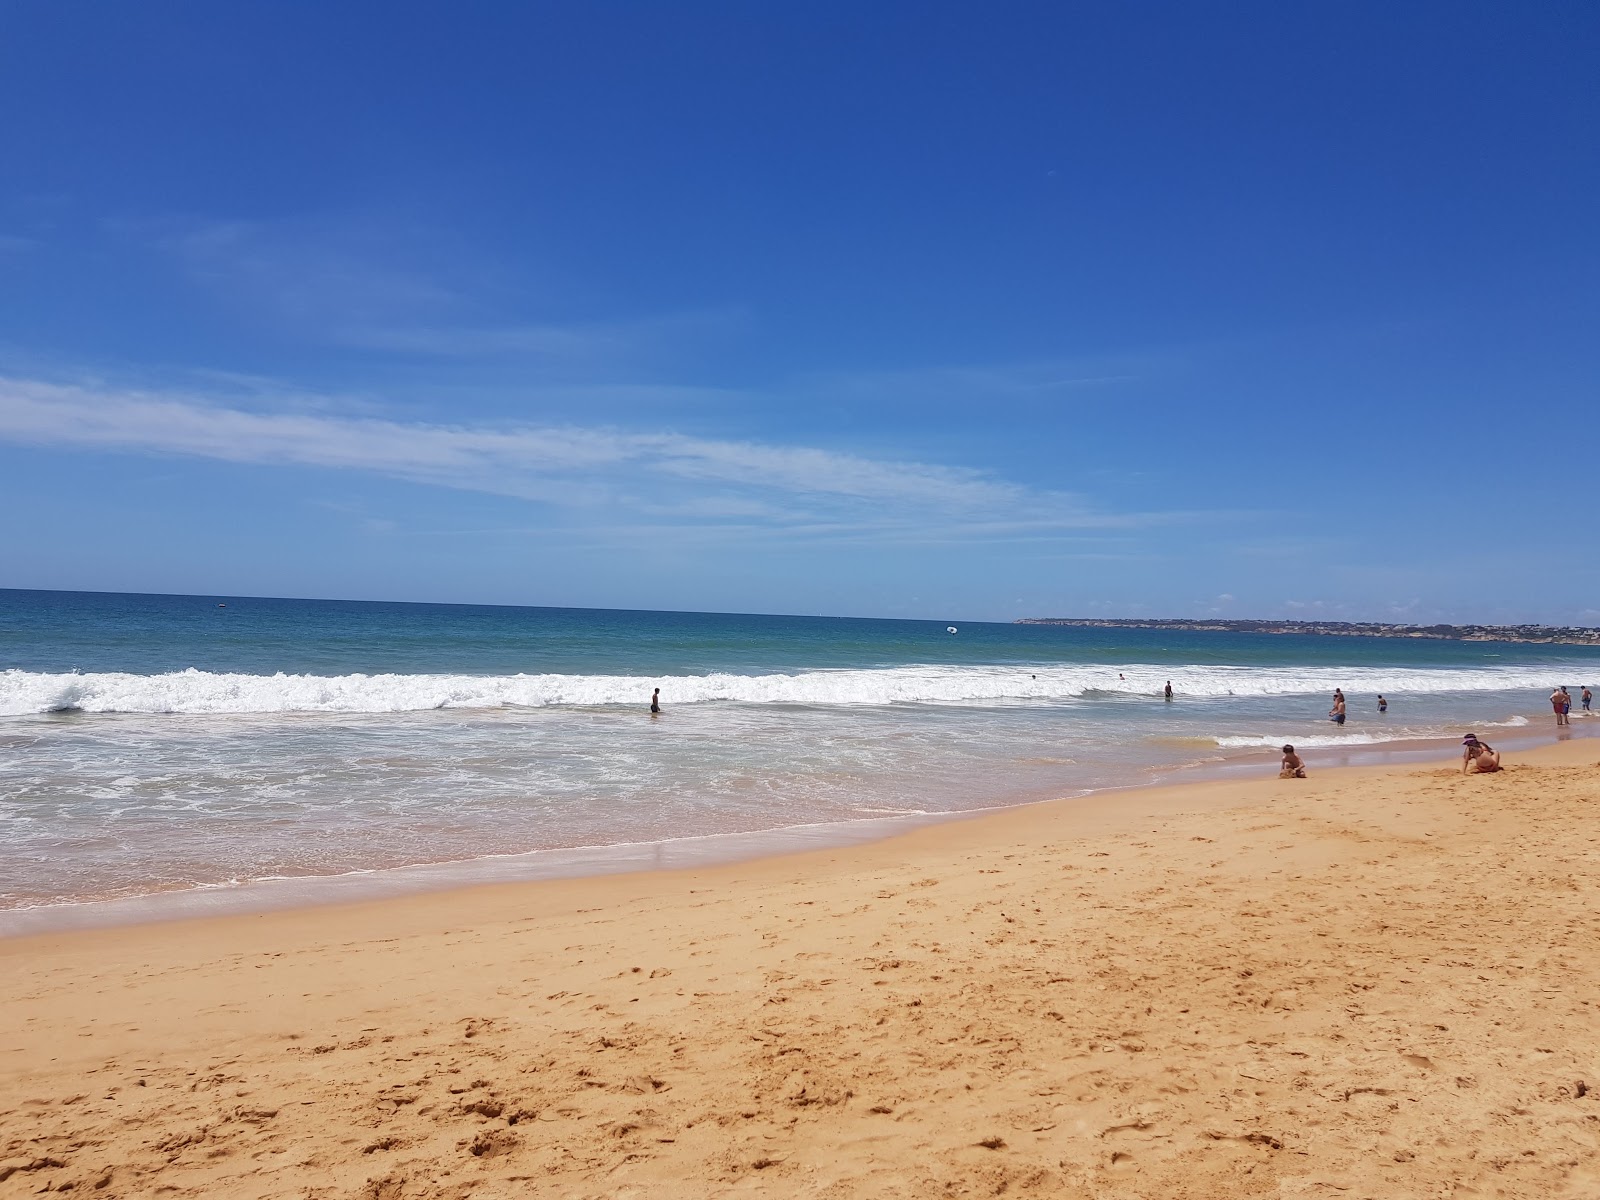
[3,589,1596,921]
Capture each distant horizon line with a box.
[1019,616,1600,645]
[3,585,1596,636]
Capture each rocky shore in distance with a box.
[1014,617,1600,647]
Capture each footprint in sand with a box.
[467,1129,518,1158]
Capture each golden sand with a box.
[3,740,1598,1198]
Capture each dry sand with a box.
[3,740,1598,1199]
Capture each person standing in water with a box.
[1377,694,1387,713]
[1552,687,1568,726]
[650,687,661,716]
[1330,689,1346,725]
[1583,686,1593,713]
[1164,681,1173,702]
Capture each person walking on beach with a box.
[1279,744,1306,778]
[1330,688,1346,725]
[1461,734,1500,774]
[650,687,661,716]
[1164,681,1173,702]
[1552,687,1568,726]
[1377,694,1387,713]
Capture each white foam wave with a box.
[0,662,1590,717]
[1216,714,1532,750]
[1216,732,1418,749]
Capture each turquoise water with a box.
[5,588,1593,678]
[3,588,1597,926]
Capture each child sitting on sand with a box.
[1279,744,1306,778]
[1461,734,1501,774]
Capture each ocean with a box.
[3,588,1597,933]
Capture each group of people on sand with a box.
[1552,685,1591,726]
[1279,683,1542,780]
[1281,732,1503,779]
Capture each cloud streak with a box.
[0,375,1157,537]
[138,216,743,369]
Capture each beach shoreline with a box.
[6,714,1593,939]
[10,589,1597,932]
[4,739,1597,1197]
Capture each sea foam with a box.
[1214,714,1532,749]
[0,664,1584,716]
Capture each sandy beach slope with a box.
[3,741,1598,1198]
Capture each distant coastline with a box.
[1014,617,1600,647]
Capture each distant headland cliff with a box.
[1014,617,1600,647]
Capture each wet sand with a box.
[3,740,1598,1198]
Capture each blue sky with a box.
[1,1,1596,622]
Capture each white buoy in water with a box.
[947,626,958,634]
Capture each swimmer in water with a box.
[650,687,661,716]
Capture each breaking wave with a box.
[1215,715,1532,749]
[0,664,1587,717]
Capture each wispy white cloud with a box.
[1,208,1219,545]
[149,217,462,330]
[131,215,741,368]
[0,374,1166,539]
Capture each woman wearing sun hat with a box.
[1461,734,1501,774]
